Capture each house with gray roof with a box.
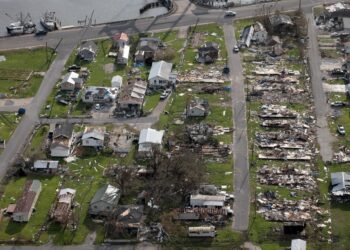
[78,41,98,62]
[148,60,176,89]
[331,172,350,196]
[50,123,74,157]
[32,160,59,174]
[89,184,121,216]
[13,180,42,222]
[268,14,295,34]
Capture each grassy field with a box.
[143,93,161,113]
[0,176,60,242]
[0,113,20,142]
[0,48,55,98]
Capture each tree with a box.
[146,150,205,209]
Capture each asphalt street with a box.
[307,13,335,162]
[223,23,250,231]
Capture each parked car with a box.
[67,64,81,72]
[233,45,239,53]
[35,30,48,36]
[160,89,172,100]
[337,124,346,135]
[223,66,230,74]
[224,11,236,17]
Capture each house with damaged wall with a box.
[51,188,76,224]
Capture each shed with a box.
[291,239,306,250]
[111,75,123,88]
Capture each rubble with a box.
[256,130,309,149]
[257,165,317,190]
[333,146,350,163]
[258,149,312,161]
[258,105,298,119]
[256,192,322,222]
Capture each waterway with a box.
[0,0,168,37]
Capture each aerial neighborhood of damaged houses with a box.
[1,1,350,249]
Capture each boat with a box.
[6,13,36,36]
[40,11,61,31]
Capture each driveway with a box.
[223,23,250,231]
[0,98,33,112]
[307,13,335,162]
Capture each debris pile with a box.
[256,192,322,222]
[258,105,298,119]
[257,165,317,190]
[333,146,350,163]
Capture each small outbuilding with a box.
[291,239,306,250]
[111,75,123,88]
[186,99,209,118]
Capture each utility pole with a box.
[299,0,302,12]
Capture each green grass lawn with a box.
[24,125,48,159]
[0,113,20,143]
[143,93,161,113]
[0,176,60,242]
[0,48,55,98]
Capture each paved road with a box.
[0,43,75,178]
[0,0,337,52]
[223,23,250,231]
[307,13,335,162]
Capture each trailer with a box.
[188,226,216,238]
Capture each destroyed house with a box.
[190,194,225,208]
[82,86,118,103]
[114,205,144,234]
[331,172,350,196]
[78,41,98,62]
[52,188,76,224]
[116,80,147,116]
[32,160,59,173]
[325,3,350,29]
[135,37,162,63]
[148,60,176,89]
[196,42,219,63]
[112,32,129,49]
[268,14,295,34]
[82,126,106,147]
[13,180,42,222]
[50,123,74,157]
[61,72,83,91]
[252,21,268,44]
[138,128,164,153]
[89,184,121,216]
[186,99,209,117]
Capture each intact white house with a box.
[82,126,106,147]
[148,60,176,89]
[138,128,164,153]
[190,194,226,208]
[60,72,83,91]
[89,184,121,216]
[13,180,42,222]
[82,86,118,103]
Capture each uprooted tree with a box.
[146,149,205,210]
